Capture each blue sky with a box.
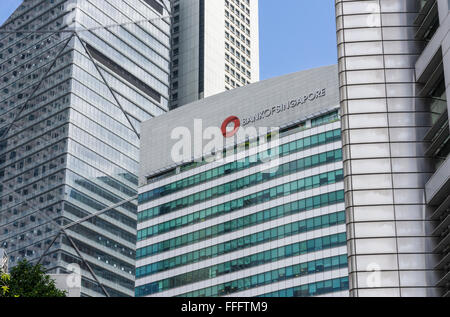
[259,1,337,79]
[0,0,337,80]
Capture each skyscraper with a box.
[169,0,260,109]
[136,66,349,297]
[0,0,171,297]
[335,0,448,296]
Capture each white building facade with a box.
[169,0,260,109]
[136,66,349,297]
[335,0,449,297]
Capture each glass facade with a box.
[136,110,348,297]
[138,153,343,223]
[136,234,347,296]
[139,127,342,205]
[0,0,170,297]
[136,211,346,278]
[258,276,349,298]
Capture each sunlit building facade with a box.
[136,66,350,297]
[169,0,259,109]
[335,0,449,297]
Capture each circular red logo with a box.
[221,116,240,138]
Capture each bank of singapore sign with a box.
[241,88,327,127]
[171,88,326,173]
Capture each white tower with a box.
[169,0,260,109]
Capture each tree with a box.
[0,260,66,297]
[1,270,11,297]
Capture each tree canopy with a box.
[1,260,66,297]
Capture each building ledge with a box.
[436,270,450,287]
[415,8,450,81]
[425,155,450,205]
[430,195,450,220]
[424,110,448,141]
[435,251,450,270]
[432,214,450,236]
[424,124,449,157]
[433,230,450,253]
[414,0,437,26]
[415,1,439,40]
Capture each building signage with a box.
[242,88,327,126]
[221,116,241,138]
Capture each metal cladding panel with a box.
[140,65,340,184]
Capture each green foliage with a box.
[0,260,66,297]
[1,271,11,297]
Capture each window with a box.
[143,0,164,14]
[86,44,161,102]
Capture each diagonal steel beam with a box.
[1,187,134,298]
[33,205,110,297]
[61,195,137,230]
[0,33,74,142]
[62,229,110,297]
[33,195,137,265]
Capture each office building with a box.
[0,0,171,297]
[135,65,350,297]
[169,0,260,109]
[335,0,449,296]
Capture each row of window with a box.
[138,148,343,225]
[258,277,349,298]
[136,211,345,278]
[136,189,345,259]
[225,5,250,26]
[135,232,347,296]
[225,61,250,82]
[177,255,348,297]
[225,36,251,67]
[61,251,133,296]
[139,128,341,205]
[311,111,339,127]
[225,73,249,88]
[225,24,251,48]
[226,48,251,69]
[137,165,344,242]
[225,0,251,28]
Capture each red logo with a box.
[221,116,240,138]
